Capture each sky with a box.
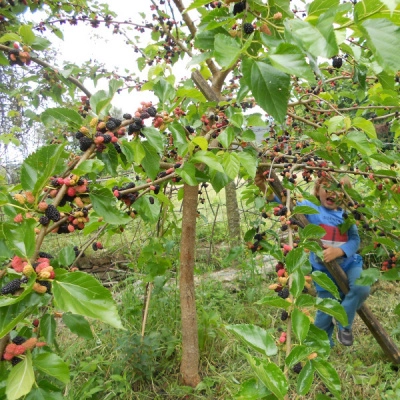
[51,1,190,111]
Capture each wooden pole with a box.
[267,169,400,364]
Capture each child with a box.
[255,173,370,346]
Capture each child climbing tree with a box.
[0,0,399,398]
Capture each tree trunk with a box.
[179,183,201,386]
[225,180,241,246]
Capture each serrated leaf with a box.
[19,25,36,45]
[141,141,161,180]
[292,205,319,216]
[33,353,70,384]
[312,360,341,399]
[31,36,51,51]
[192,136,208,150]
[311,271,340,298]
[22,144,67,194]
[53,271,124,330]
[154,78,176,105]
[300,224,327,240]
[6,352,35,400]
[361,19,400,74]
[285,248,309,274]
[62,313,94,339]
[41,108,83,130]
[90,90,112,117]
[343,131,374,155]
[234,378,272,400]
[352,117,377,139]
[226,324,277,356]
[222,152,240,179]
[191,150,224,172]
[269,43,315,81]
[237,151,257,177]
[285,345,314,368]
[58,246,75,267]
[242,59,290,124]
[134,195,161,223]
[292,308,311,342]
[176,163,198,185]
[256,296,291,310]
[3,219,36,258]
[218,126,235,148]
[315,297,348,326]
[72,159,104,176]
[142,126,165,153]
[0,33,21,43]
[90,188,130,225]
[290,268,306,298]
[297,361,314,395]
[246,356,288,400]
[214,33,242,69]
[40,313,56,345]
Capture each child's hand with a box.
[254,173,266,192]
[322,245,345,263]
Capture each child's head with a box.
[314,175,351,209]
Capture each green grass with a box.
[56,262,400,400]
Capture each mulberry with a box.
[39,216,50,226]
[281,311,289,321]
[92,242,98,251]
[146,106,157,117]
[105,120,117,131]
[243,23,254,34]
[293,362,303,374]
[12,336,26,345]
[122,113,132,120]
[140,111,150,119]
[103,134,112,144]
[45,205,60,222]
[79,136,94,151]
[277,287,289,299]
[38,251,54,259]
[332,57,342,69]
[37,280,52,294]
[233,1,246,15]
[1,279,22,295]
[11,357,22,366]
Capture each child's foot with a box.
[336,328,353,346]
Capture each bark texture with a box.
[179,183,201,386]
[225,180,241,245]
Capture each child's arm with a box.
[322,224,360,263]
[254,173,275,201]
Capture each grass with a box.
[55,258,400,400]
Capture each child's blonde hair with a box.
[313,175,352,201]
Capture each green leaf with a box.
[0,51,8,65]
[176,86,207,102]
[343,131,374,155]
[142,126,165,153]
[53,271,125,330]
[307,0,339,18]
[134,195,161,223]
[25,388,64,400]
[41,108,83,130]
[19,25,36,45]
[169,122,189,156]
[246,356,288,400]
[97,145,119,176]
[33,353,70,384]
[0,293,45,337]
[356,268,380,286]
[226,324,278,356]
[141,141,161,180]
[214,33,242,69]
[62,313,93,339]
[40,313,57,346]
[235,378,272,400]
[31,36,51,51]
[297,360,314,395]
[300,224,327,240]
[222,152,240,180]
[6,352,35,400]
[292,308,311,342]
[176,163,198,185]
[90,188,130,225]
[311,271,340,298]
[256,296,291,310]
[269,44,315,82]
[90,90,112,117]
[285,248,309,274]
[242,59,290,124]
[237,150,257,178]
[312,359,341,399]
[218,126,236,149]
[20,144,68,193]
[57,246,75,267]
[242,128,257,142]
[72,159,104,176]
[153,78,176,105]
[3,219,36,258]
[290,268,306,298]
[361,19,400,74]
[292,205,319,215]
[315,297,348,326]
[191,150,224,172]
[184,0,211,13]
[284,19,332,58]
[0,33,21,43]
[285,345,314,368]
[192,136,208,151]
[352,117,377,139]
[209,171,230,193]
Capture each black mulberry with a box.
[281,311,289,321]
[12,336,26,345]
[233,1,246,15]
[278,287,289,299]
[1,279,22,295]
[39,216,50,226]
[79,136,94,151]
[38,251,54,259]
[243,23,254,34]
[146,106,157,117]
[45,205,60,222]
[102,134,112,144]
[123,113,132,120]
[332,57,342,69]
[293,362,303,374]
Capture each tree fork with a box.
[265,168,400,364]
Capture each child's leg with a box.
[315,290,336,347]
[337,265,370,330]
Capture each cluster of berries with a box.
[381,253,398,271]
[113,182,138,208]
[2,336,46,366]
[92,242,103,251]
[8,42,31,67]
